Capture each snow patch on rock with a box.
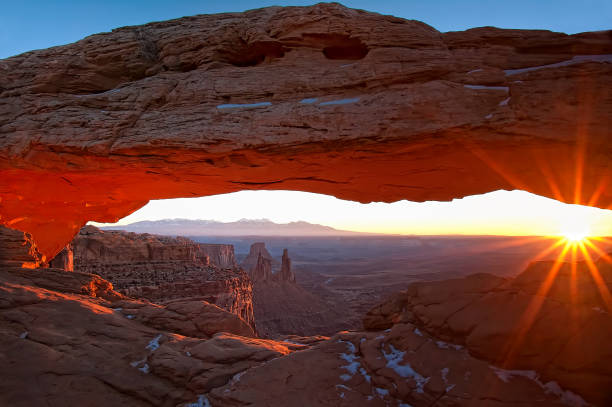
[299,98,318,104]
[146,334,162,352]
[490,366,588,407]
[464,84,509,92]
[319,97,360,106]
[184,395,211,407]
[217,102,272,109]
[382,344,430,393]
[435,340,463,350]
[504,54,612,76]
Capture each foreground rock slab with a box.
[0,3,611,258]
[0,267,299,406]
[210,326,577,406]
[364,258,612,406]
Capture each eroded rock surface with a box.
[0,266,300,407]
[73,226,255,328]
[242,242,276,276]
[279,248,296,283]
[364,260,612,406]
[241,242,345,337]
[242,242,295,283]
[197,243,237,269]
[48,243,74,271]
[1,3,611,258]
[0,225,45,269]
[210,326,580,406]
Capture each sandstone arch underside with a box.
[1,3,611,259]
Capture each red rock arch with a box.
[1,3,611,259]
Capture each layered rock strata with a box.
[251,252,273,282]
[242,242,296,283]
[48,244,74,271]
[1,3,611,259]
[0,225,44,268]
[242,242,346,337]
[73,225,255,328]
[242,242,276,274]
[197,243,237,269]
[252,280,349,338]
[279,248,296,283]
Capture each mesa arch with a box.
[0,3,611,260]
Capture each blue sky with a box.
[1,0,611,58]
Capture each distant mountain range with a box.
[100,219,371,236]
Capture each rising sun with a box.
[560,224,590,243]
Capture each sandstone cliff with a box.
[210,257,611,406]
[241,242,348,337]
[1,3,611,259]
[0,225,45,268]
[279,248,296,283]
[73,225,255,328]
[251,252,273,282]
[242,242,276,274]
[242,242,296,283]
[197,243,236,269]
[48,244,74,271]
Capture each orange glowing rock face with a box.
[0,225,45,267]
[1,3,611,259]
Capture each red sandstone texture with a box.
[0,266,304,406]
[210,326,581,406]
[242,242,295,283]
[73,225,255,328]
[363,260,612,406]
[0,3,611,259]
[48,243,74,271]
[0,225,45,268]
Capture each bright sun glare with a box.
[559,220,591,243]
[561,228,590,242]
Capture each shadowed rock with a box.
[279,248,296,283]
[363,259,612,406]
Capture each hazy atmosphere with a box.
[93,189,612,237]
